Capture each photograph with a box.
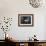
[18,14,34,26]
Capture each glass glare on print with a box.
[21,16,31,24]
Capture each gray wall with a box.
[0,0,46,40]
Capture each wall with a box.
[0,0,46,40]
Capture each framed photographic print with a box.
[18,14,34,26]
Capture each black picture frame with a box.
[18,14,34,27]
